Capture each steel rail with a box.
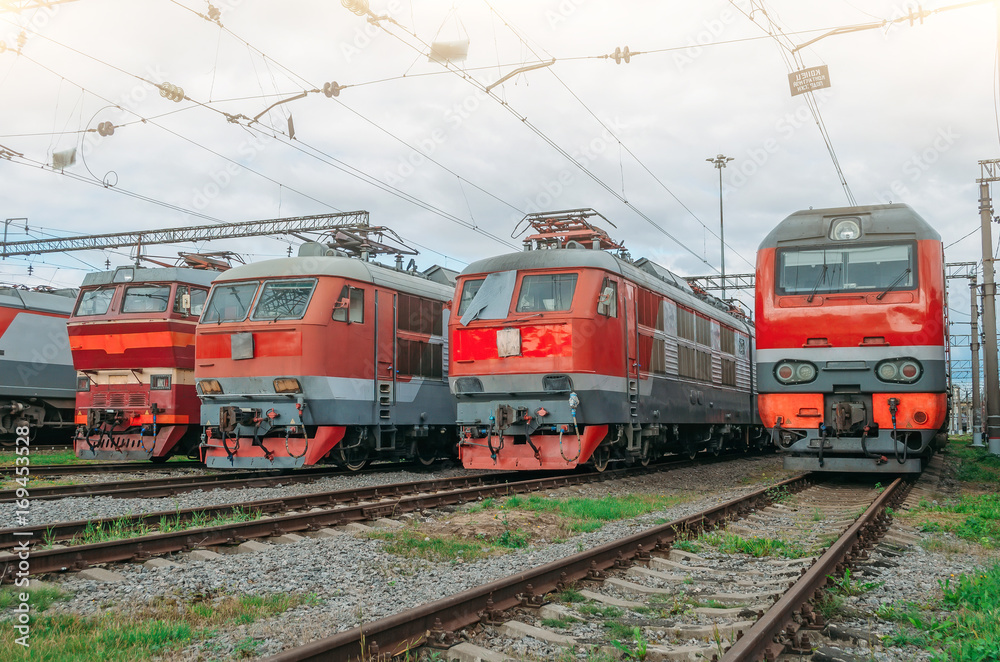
[0,460,204,478]
[261,474,813,662]
[0,459,724,581]
[720,477,910,661]
[0,471,524,549]
[0,456,729,548]
[0,463,421,502]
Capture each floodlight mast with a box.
[0,211,376,258]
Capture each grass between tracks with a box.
[878,563,1000,662]
[0,449,190,467]
[846,435,1000,661]
[368,493,686,563]
[0,588,319,662]
[37,509,266,549]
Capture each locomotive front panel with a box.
[69,269,213,461]
[756,206,948,473]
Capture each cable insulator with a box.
[17,31,26,51]
[322,81,342,98]
[97,122,115,137]
[341,0,369,16]
[159,83,185,103]
[612,46,631,64]
[207,4,221,21]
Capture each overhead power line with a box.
[0,0,78,12]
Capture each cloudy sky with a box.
[0,0,996,346]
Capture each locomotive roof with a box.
[81,266,220,288]
[211,256,455,301]
[0,287,77,315]
[460,248,751,332]
[758,203,940,249]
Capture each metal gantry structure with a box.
[0,211,386,259]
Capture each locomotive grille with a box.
[93,392,148,408]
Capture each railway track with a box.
[0,457,716,581]
[253,474,909,662]
[0,461,440,502]
[0,460,204,478]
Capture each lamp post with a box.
[707,155,734,299]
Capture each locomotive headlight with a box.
[197,379,223,395]
[775,360,817,384]
[878,363,898,380]
[875,358,922,384]
[273,378,302,393]
[831,218,861,241]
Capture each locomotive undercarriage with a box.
[0,397,74,444]
[201,401,455,470]
[775,393,935,473]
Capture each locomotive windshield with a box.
[516,273,578,312]
[457,278,484,316]
[122,285,171,314]
[251,279,316,321]
[74,287,115,316]
[776,243,915,296]
[201,281,260,323]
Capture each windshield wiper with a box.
[806,264,828,303]
[876,267,911,300]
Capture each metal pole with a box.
[707,154,734,300]
[971,276,984,446]
[977,176,1000,454]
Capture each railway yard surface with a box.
[1,443,999,662]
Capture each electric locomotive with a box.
[0,284,77,443]
[197,237,456,470]
[70,255,228,460]
[755,204,949,473]
[451,209,762,471]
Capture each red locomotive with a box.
[70,255,228,460]
[755,204,949,473]
[450,209,762,471]
[197,233,457,470]
[1,284,77,443]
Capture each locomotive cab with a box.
[756,204,948,473]
[451,209,762,472]
[70,263,221,461]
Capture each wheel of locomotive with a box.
[591,444,610,472]
[687,446,698,460]
[415,438,437,466]
[338,443,369,471]
[639,439,651,467]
